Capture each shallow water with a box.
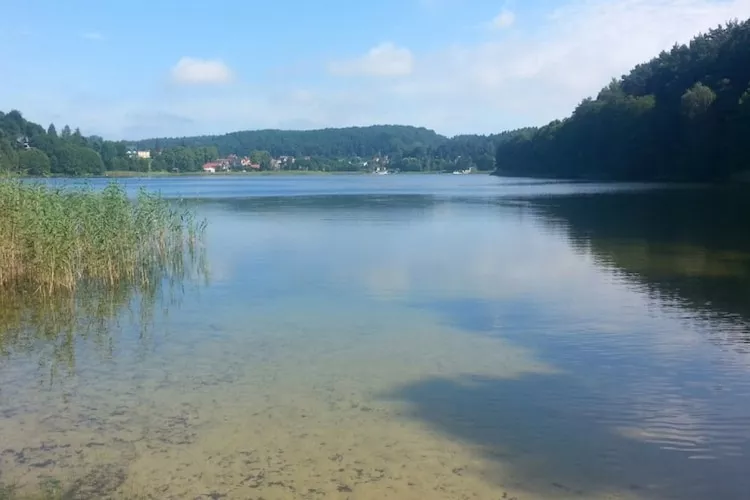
[2,175,750,499]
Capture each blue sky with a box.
[2,0,749,139]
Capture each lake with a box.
[2,175,750,499]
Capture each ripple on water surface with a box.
[2,177,750,500]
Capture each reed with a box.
[0,178,206,295]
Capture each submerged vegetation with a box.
[0,179,205,294]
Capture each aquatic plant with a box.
[0,178,206,294]
[0,178,207,380]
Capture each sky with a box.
[2,0,750,139]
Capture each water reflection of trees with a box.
[202,194,441,215]
[528,187,750,346]
[0,253,208,382]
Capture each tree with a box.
[250,150,272,169]
[53,144,104,175]
[151,156,169,172]
[494,18,750,182]
[474,153,496,171]
[1,110,25,136]
[738,84,750,111]
[71,127,87,147]
[18,148,51,176]
[681,82,717,120]
[0,138,18,172]
[100,141,119,169]
[76,147,105,175]
[0,110,156,176]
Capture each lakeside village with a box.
[199,154,295,173]
[126,149,475,175]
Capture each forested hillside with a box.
[1,112,511,175]
[0,111,155,175]
[133,126,517,173]
[494,19,750,181]
[135,126,444,158]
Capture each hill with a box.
[132,125,517,173]
[134,125,445,159]
[0,111,143,176]
[494,18,750,182]
[0,113,514,175]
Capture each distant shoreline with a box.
[90,170,486,179]
[7,170,491,180]
[102,170,343,178]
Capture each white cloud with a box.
[491,9,516,29]
[329,42,414,77]
[81,32,104,41]
[382,0,750,133]
[169,0,750,134]
[7,0,750,138]
[170,57,234,85]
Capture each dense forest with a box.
[494,19,750,181]
[133,125,520,173]
[0,112,511,175]
[0,111,157,175]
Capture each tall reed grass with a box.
[0,178,206,295]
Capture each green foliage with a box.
[136,125,445,158]
[18,148,51,176]
[0,179,206,295]
[0,111,165,176]
[0,138,18,172]
[53,143,105,175]
[134,125,518,173]
[0,91,538,176]
[681,82,717,120]
[1,107,516,176]
[495,19,750,182]
[249,150,272,169]
[151,145,219,172]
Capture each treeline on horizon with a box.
[0,115,174,176]
[0,112,515,175]
[494,18,750,182]
[3,19,749,179]
[132,126,523,173]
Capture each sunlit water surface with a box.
[2,175,750,499]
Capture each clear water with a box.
[2,175,750,499]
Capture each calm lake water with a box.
[2,175,750,499]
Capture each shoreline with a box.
[14,170,487,180]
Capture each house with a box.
[16,135,30,150]
[202,162,219,173]
[126,149,151,159]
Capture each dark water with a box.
[2,175,749,499]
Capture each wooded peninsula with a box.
[1,18,748,181]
